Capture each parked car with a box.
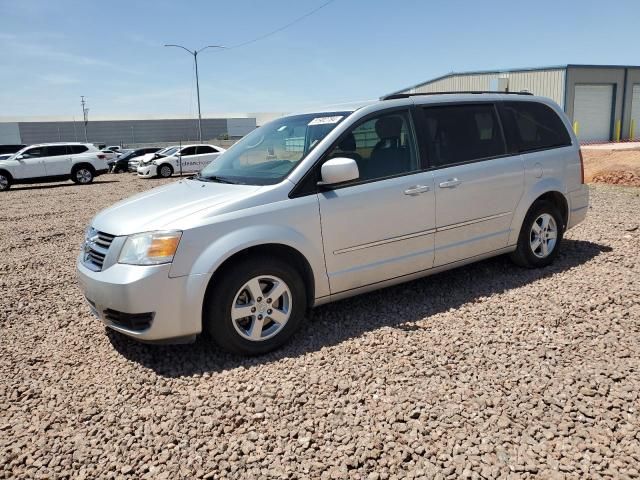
[128,146,176,172]
[77,93,589,354]
[101,149,118,161]
[137,144,225,178]
[106,145,121,152]
[0,142,109,191]
[0,144,26,155]
[111,147,162,173]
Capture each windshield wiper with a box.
[191,173,239,184]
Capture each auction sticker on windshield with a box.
[308,116,343,125]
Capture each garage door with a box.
[631,84,640,140]
[573,84,614,142]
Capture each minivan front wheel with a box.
[510,200,564,268]
[204,257,307,355]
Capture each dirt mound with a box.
[581,148,640,187]
[591,170,640,187]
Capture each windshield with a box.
[159,146,179,157]
[199,112,349,185]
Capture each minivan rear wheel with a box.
[203,257,307,355]
[510,200,564,268]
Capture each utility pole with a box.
[164,44,226,142]
[80,96,89,142]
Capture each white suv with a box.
[136,144,225,178]
[0,143,109,191]
[77,93,589,355]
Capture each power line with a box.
[228,0,336,49]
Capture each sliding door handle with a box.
[404,185,430,196]
[439,178,461,188]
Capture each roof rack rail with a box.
[381,91,534,100]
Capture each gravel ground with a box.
[1,174,639,479]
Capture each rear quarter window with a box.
[70,145,89,154]
[501,101,572,153]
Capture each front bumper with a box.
[567,184,589,230]
[137,164,157,177]
[76,255,210,342]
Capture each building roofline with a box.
[386,64,640,97]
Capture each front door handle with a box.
[404,185,430,196]
[439,178,462,188]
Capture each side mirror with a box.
[319,157,359,186]
[16,154,25,160]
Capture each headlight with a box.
[118,231,182,265]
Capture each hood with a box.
[92,179,262,235]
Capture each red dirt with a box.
[581,149,640,187]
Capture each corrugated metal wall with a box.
[14,118,256,145]
[507,70,565,106]
[0,122,21,143]
[405,69,566,106]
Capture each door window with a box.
[501,101,572,152]
[325,110,419,182]
[21,147,46,158]
[180,146,197,156]
[46,145,69,157]
[421,104,506,167]
[196,145,216,154]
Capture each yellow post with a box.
[631,119,636,141]
[573,121,579,136]
[614,120,621,142]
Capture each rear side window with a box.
[421,104,506,167]
[69,145,88,154]
[196,145,217,154]
[501,101,571,153]
[180,146,197,156]
[45,145,69,156]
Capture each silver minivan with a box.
[77,92,589,354]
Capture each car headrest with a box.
[375,116,403,140]
[338,133,356,151]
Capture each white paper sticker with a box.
[308,116,343,126]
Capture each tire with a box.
[203,257,307,355]
[510,200,564,268]
[71,166,95,185]
[0,171,11,191]
[158,164,173,178]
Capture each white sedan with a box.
[137,144,225,178]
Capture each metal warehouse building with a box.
[0,117,257,146]
[389,64,640,143]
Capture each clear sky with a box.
[1,0,639,118]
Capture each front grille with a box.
[103,309,154,331]
[84,231,115,271]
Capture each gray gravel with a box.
[1,175,639,479]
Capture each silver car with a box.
[77,93,589,355]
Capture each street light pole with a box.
[164,44,226,143]
[80,96,89,142]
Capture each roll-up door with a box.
[573,84,614,142]
[630,84,640,140]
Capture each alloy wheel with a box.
[530,213,558,258]
[231,275,292,342]
[76,168,92,183]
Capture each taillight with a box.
[97,154,106,160]
[578,149,585,184]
